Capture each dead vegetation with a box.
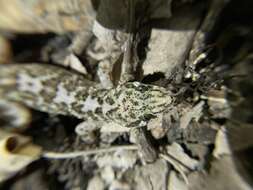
[0,0,253,189]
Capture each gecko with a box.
[0,63,172,129]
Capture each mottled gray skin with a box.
[0,64,172,127]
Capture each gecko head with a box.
[107,82,172,127]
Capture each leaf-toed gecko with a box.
[0,63,172,128]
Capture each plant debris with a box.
[0,0,253,189]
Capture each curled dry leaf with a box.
[0,130,42,182]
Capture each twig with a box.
[43,145,138,159]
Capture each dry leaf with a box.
[0,130,42,182]
[180,101,204,129]
[213,127,231,158]
[165,143,199,171]
[0,0,95,33]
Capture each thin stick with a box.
[43,145,138,159]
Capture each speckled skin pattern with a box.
[0,64,172,127]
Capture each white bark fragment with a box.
[143,6,202,79]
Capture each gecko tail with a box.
[0,64,69,115]
[0,63,92,119]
